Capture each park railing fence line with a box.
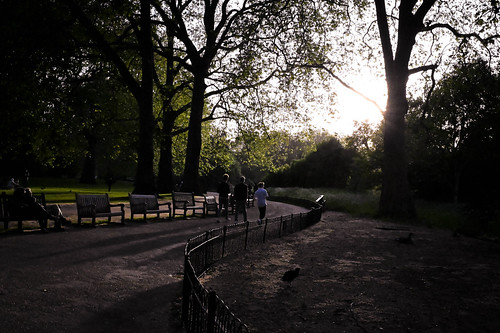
[182,196,325,333]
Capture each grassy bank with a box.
[268,187,499,239]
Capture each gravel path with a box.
[0,200,308,333]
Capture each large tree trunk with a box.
[375,0,425,218]
[157,111,176,193]
[157,32,176,194]
[80,132,97,184]
[158,135,174,193]
[379,75,416,218]
[182,74,206,194]
[133,0,156,194]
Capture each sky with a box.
[310,74,387,136]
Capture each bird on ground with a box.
[395,233,414,244]
[282,268,300,283]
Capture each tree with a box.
[407,60,500,205]
[265,137,356,188]
[0,0,81,176]
[343,121,383,191]
[151,0,269,192]
[151,0,343,193]
[67,72,138,184]
[372,0,500,218]
[67,0,157,193]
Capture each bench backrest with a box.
[128,193,159,212]
[172,192,195,208]
[1,191,46,218]
[76,193,111,215]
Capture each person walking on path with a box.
[254,182,269,225]
[217,173,231,222]
[233,176,249,223]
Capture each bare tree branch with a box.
[302,63,385,114]
[408,64,438,75]
[422,23,500,45]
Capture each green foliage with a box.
[407,60,500,237]
[343,121,383,191]
[407,60,500,204]
[0,0,80,171]
[199,126,235,176]
[265,137,359,189]
[234,129,316,174]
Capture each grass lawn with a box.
[2,177,142,203]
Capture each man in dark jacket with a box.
[217,173,231,221]
[233,176,249,223]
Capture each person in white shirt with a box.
[253,182,269,225]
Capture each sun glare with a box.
[313,76,387,136]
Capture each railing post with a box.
[181,195,325,333]
[207,290,217,333]
[181,255,191,326]
[279,216,283,238]
[262,218,268,243]
[244,221,250,250]
[222,225,227,258]
[204,231,210,270]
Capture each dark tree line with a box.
[265,138,358,189]
[408,60,500,208]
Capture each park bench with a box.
[128,193,171,220]
[0,191,48,231]
[172,192,205,219]
[75,193,125,227]
[204,194,218,216]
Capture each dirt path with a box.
[0,201,307,333]
[203,211,500,332]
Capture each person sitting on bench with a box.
[12,187,70,232]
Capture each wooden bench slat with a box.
[172,192,205,219]
[128,193,171,220]
[75,193,125,227]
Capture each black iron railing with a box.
[182,196,325,333]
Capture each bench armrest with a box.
[110,203,125,212]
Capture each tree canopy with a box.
[408,59,500,206]
[1,0,500,221]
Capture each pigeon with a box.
[395,233,414,244]
[282,268,300,283]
